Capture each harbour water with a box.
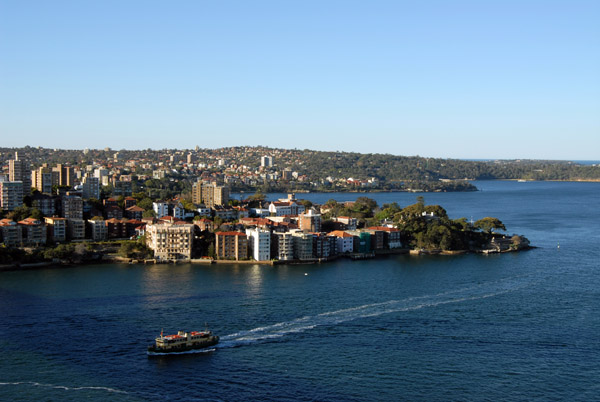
[1,181,599,401]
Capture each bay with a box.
[1,181,599,401]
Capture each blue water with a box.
[1,181,599,401]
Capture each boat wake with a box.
[0,381,128,394]
[218,275,533,348]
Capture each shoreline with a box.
[0,246,535,272]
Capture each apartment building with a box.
[0,219,23,246]
[271,232,294,261]
[146,222,194,260]
[88,219,108,241]
[44,217,67,242]
[246,228,271,261]
[8,153,31,192]
[192,181,230,207]
[62,195,83,219]
[0,181,24,212]
[292,231,314,260]
[215,231,248,260]
[18,218,47,246]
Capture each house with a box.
[194,218,214,232]
[125,205,144,220]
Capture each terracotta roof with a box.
[367,226,399,232]
[329,230,355,238]
[216,231,247,236]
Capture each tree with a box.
[142,209,156,218]
[474,217,506,233]
[207,243,216,258]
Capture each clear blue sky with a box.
[1,0,598,159]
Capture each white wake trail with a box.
[218,275,531,348]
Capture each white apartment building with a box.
[246,228,271,261]
[153,202,170,218]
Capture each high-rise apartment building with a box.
[8,152,31,192]
[261,155,273,167]
[192,181,230,207]
[31,166,53,194]
[0,181,24,212]
[53,164,75,187]
[81,176,100,199]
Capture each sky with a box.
[1,0,599,159]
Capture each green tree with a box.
[474,217,506,233]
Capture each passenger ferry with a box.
[147,329,219,355]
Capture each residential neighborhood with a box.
[0,149,407,264]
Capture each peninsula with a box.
[0,147,541,268]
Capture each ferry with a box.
[147,329,219,355]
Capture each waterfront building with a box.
[364,229,385,250]
[88,218,108,241]
[146,221,193,260]
[313,233,336,259]
[329,230,354,253]
[272,232,294,261]
[292,231,314,260]
[18,218,47,246]
[347,230,372,254]
[44,217,67,242]
[215,231,248,260]
[67,219,86,240]
[246,228,271,261]
[0,181,24,212]
[0,219,23,247]
[368,226,403,249]
[105,218,128,239]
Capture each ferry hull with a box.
[147,335,219,355]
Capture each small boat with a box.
[147,329,219,355]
